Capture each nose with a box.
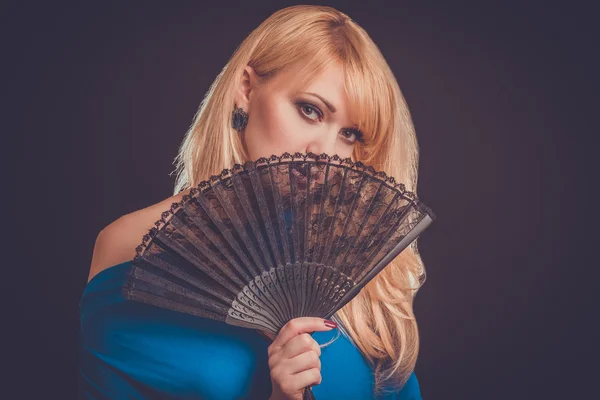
[302,134,339,186]
[304,131,338,158]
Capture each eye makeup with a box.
[294,99,366,145]
[340,127,366,144]
[295,101,324,122]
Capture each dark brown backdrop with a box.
[11,1,596,399]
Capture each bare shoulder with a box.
[87,188,192,283]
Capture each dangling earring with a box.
[232,107,248,132]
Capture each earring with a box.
[232,107,249,132]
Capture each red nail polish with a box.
[324,319,338,328]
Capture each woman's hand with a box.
[266,317,338,400]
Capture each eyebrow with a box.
[301,92,337,113]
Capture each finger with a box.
[285,349,321,374]
[271,317,336,351]
[291,367,322,390]
[281,333,321,359]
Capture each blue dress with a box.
[78,261,422,399]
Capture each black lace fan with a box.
[121,152,435,398]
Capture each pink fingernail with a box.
[324,319,338,328]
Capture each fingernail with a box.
[324,319,338,328]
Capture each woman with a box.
[80,5,427,400]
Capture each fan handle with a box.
[303,387,316,400]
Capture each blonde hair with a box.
[172,5,427,395]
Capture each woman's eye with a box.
[341,130,357,143]
[297,103,323,121]
[340,129,365,145]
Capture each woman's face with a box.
[235,60,363,162]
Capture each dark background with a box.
[10,1,596,399]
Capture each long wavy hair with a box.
[172,5,427,395]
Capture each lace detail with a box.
[122,150,435,325]
[133,151,436,260]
